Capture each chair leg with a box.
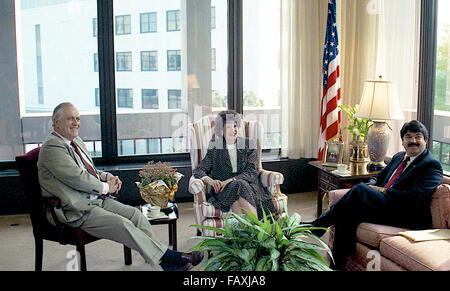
[76,244,87,271]
[34,238,43,271]
[124,245,132,265]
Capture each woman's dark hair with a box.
[400,120,429,140]
[214,110,242,136]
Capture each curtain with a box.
[373,0,420,157]
[280,0,328,159]
[280,0,420,160]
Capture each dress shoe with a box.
[181,251,204,267]
[160,250,203,271]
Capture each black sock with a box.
[160,249,182,266]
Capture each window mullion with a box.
[97,0,118,164]
[228,0,243,114]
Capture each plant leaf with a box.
[190,224,226,235]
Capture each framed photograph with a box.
[322,141,344,167]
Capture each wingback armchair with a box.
[188,115,288,236]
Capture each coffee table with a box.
[141,202,178,250]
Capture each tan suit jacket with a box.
[37,132,108,226]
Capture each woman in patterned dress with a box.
[192,110,275,219]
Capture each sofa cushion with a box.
[356,223,408,248]
[346,243,406,271]
[380,236,450,271]
[431,184,450,229]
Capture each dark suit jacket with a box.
[368,149,443,228]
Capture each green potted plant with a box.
[339,104,372,162]
[339,104,372,142]
[190,210,332,271]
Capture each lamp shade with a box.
[355,78,404,120]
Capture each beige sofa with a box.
[327,176,450,271]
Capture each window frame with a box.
[166,9,180,32]
[115,14,131,35]
[167,89,182,109]
[166,49,181,71]
[140,12,157,33]
[117,88,133,108]
[116,51,132,72]
[141,89,159,109]
[0,0,442,170]
[141,50,158,71]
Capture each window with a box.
[1,0,102,162]
[93,18,97,37]
[117,88,133,108]
[112,0,226,157]
[142,89,159,109]
[166,10,180,32]
[35,24,44,105]
[95,88,100,107]
[167,89,181,109]
[243,0,281,149]
[140,12,157,33]
[433,0,450,174]
[94,53,98,72]
[116,52,132,71]
[211,48,216,71]
[141,51,158,71]
[211,7,216,29]
[167,50,181,71]
[115,15,131,35]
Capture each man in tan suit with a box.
[38,102,202,271]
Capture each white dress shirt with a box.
[226,143,237,173]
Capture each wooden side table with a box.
[308,161,380,217]
[141,203,178,250]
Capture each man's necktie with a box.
[71,141,99,179]
[383,156,410,188]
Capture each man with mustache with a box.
[309,120,443,270]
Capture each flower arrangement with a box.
[137,161,183,207]
[139,161,178,188]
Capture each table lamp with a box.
[355,76,404,171]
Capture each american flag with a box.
[318,0,341,161]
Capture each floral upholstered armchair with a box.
[188,115,288,236]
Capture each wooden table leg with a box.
[168,222,173,248]
[124,245,132,265]
[316,172,323,217]
[171,221,177,251]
